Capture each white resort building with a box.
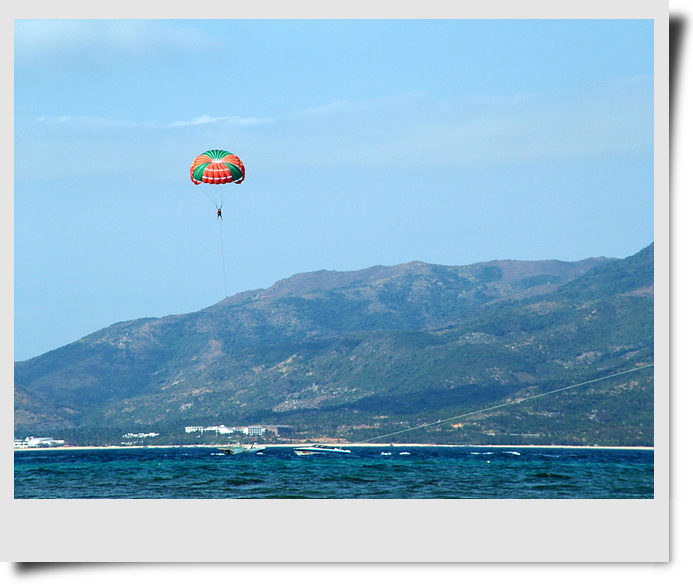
[185,425,237,435]
[14,437,65,448]
[184,425,267,436]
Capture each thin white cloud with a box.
[167,115,273,128]
[35,115,139,128]
[30,113,271,130]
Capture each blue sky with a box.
[14,19,654,361]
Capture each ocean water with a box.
[14,446,654,499]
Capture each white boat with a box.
[219,443,266,455]
[293,444,352,455]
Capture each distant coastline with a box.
[14,443,655,451]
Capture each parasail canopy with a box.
[190,149,245,185]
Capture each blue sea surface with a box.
[14,446,654,499]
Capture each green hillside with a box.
[14,244,654,446]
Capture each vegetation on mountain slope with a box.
[14,244,655,446]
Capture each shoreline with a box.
[14,443,655,451]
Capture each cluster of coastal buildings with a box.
[14,436,65,449]
[14,424,296,448]
[184,424,293,437]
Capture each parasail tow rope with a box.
[218,216,228,298]
[352,362,655,445]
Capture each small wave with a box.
[531,472,572,480]
[503,451,521,456]
[343,476,373,484]
[470,452,494,455]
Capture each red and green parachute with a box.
[190,149,245,186]
[190,149,245,215]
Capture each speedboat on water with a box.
[293,444,352,455]
[218,443,266,455]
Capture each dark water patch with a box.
[531,471,573,480]
[188,478,220,486]
[149,475,177,482]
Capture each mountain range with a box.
[14,243,655,446]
